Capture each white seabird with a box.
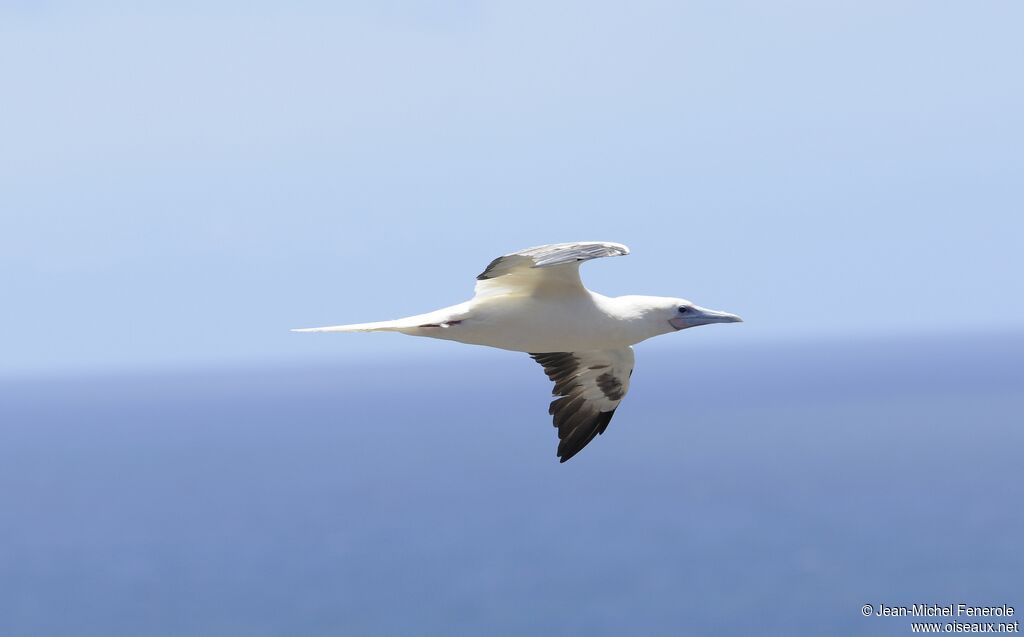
[294,241,742,462]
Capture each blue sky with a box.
[2,1,1021,376]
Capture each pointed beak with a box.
[669,306,744,330]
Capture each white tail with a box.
[294,301,473,337]
[292,304,470,334]
[291,319,411,333]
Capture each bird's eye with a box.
[678,306,689,314]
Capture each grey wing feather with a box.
[529,347,634,463]
[476,241,629,280]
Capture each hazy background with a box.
[2,0,1021,375]
[2,2,1022,636]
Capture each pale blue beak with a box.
[669,306,743,330]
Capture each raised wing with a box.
[474,241,629,298]
[530,347,634,462]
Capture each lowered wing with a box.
[530,347,634,462]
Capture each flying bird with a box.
[294,242,742,462]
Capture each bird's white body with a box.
[295,241,741,462]
[388,293,672,353]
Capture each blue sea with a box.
[2,334,1022,636]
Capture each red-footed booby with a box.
[294,242,742,462]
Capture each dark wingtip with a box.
[476,256,504,280]
[557,447,580,463]
[595,408,617,436]
[555,409,618,463]
[557,440,578,463]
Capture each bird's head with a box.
[666,298,743,331]
[602,296,741,342]
[614,295,743,338]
